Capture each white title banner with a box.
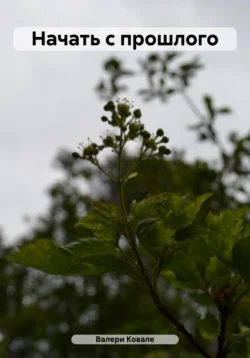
[71,334,179,345]
[13,27,237,51]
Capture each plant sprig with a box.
[72,98,171,184]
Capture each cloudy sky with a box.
[1,0,250,244]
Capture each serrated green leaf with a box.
[132,192,212,230]
[205,256,230,286]
[6,238,73,275]
[168,252,203,286]
[136,218,175,256]
[6,238,143,282]
[133,193,212,256]
[6,238,116,276]
[163,192,213,230]
[206,208,249,265]
[77,254,142,283]
[66,238,115,258]
[75,202,121,245]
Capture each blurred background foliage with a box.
[1,52,250,357]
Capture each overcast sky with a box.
[1,0,250,244]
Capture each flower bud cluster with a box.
[72,99,171,162]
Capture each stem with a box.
[123,139,145,181]
[117,245,136,266]
[216,307,229,358]
[95,161,117,183]
[116,129,211,358]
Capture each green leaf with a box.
[124,172,138,182]
[218,107,231,114]
[75,201,122,246]
[6,238,73,275]
[191,292,215,307]
[6,238,116,276]
[204,95,215,119]
[244,221,250,238]
[198,312,219,342]
[232,237,250,281]
[206,208,248,265]
[77,254,142,283]
[205,256,230,286]
[133,192,212,248]
[161,269,198,290]
[168,252,203,286]
[187,237,213,275]
[132,192,212,227]
[162,239,192,267]
[136,218,175,256]
[211,276,230,296]
[163,192,213,230]
[6,238,143,282]
[66,238,115,258]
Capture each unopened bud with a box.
[141,130,151,139]
[133,109,142,118]
[104,100,115,112]
[161,136,169,143]
[72,152,80,159]
[159,145,171,155]
[156,128,164,137]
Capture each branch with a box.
[116,129,211,358]
[216,306,229,358]
[178,84,227,155]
